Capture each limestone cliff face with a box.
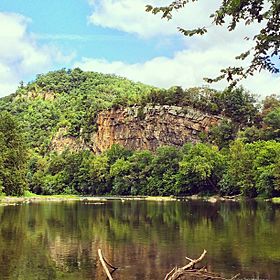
[90,105,221,153]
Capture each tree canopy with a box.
[146,0,280,85]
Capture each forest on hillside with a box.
[0,69,280,198]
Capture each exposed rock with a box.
[43,92,56,101]
[23,90,56,101]
[50,105,221,154]
[90,105,221,153]
[50,127,89,153]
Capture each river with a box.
[0,200,279,279]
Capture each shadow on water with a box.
[0,200,279,279]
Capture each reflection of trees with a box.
[0,201,279,279]
[0,205,57,279]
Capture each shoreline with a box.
[1,194,278,206]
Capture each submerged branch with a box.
[98,249,118,280]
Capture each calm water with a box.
[0,200,279,280]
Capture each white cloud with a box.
[88,0,217,38]
[243,73,280,98]
[0,12,73,97]
[74,46,280,98]
[33,33,125,42]
[83,0,280,98]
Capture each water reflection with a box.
[0,200,279,279]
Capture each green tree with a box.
[110,158,132,195]
[262,94,280,116]
[220,140,280,197]
[106,144,132,166]
[252,141,280,197]
[0,112,28,196]
[220,87,258,126]
[88,154,110,195]
[262,107,280,140]
[209,119,237,149]
[219,139,256,196]
[127,150,153,195]
[147,146,183,195]
[176,143,225,195]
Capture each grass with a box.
[272,197,280,203]
[22,190,79,199]
[23,190,37,197]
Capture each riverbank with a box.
[0,195,177,206]
[0,195,105,206]
[1,193,279,206]
[0,194,240,206]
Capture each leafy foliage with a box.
[220,140,280,198]
[176,143,225,195]
[0,112,28,195]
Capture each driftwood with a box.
[164,250,240,280]
[164,250,208,280]
[98,249,118,280]
[97,248,240,280]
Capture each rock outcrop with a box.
[51,105,221,154]
[50,127,88,153]
[90,105,221,153]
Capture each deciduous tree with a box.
[0,112,28,196]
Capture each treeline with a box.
[24,141,279,198]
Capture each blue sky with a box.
[0,0,183,63]
[0,0,279,97]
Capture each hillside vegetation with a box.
[0,69,154,154]
[0,68,280,198]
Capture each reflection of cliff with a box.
[91,105,221,153]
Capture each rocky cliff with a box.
[51,105,221,153]
[90,105,221,153]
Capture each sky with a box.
[0,0,279,98]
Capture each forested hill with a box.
[0,68,261,154]
[0,68,280,198]
[0,69,155,154]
